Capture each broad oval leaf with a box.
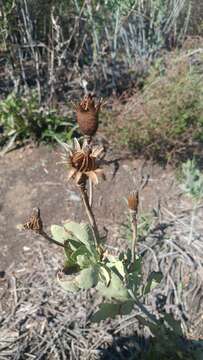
[57,271,79,293]
[75,266,99,289]
[96,270,130,301]
[64,222,97,256]
[51,225,69,244]
[91,301,134,322]
[92,303,120,322]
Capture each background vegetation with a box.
[104,46,203,164]
[0,0,202,158]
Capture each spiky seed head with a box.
[66,138,105,185]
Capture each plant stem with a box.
[39,230,65,248]
[79,186,100,247]
[89,178,93,207]
[130,211,137,264]
[128,289,159,325]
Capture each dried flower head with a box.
[76,93,102,137]
[66,138,105,185]
[23,207,43,233]
[127,191,139,213]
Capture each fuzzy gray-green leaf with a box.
[75,266,99,289]
[96,269,129,301]
[91,301,134,322]
[57,272,80,293]
[92,303,120,322]
[64,222,97,256]
[51,225,68,244]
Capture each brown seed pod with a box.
[127,191,139,213]
[76,94,102,137]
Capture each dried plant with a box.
[76,94,102,139]
[21,95,189,357]
[66,138,104,186]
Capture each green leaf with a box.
[73,245,94,268]
[121,300,134,315]
[130,255,142,273]
[91,301,134,322]
[64,222,96,255]
[57,271,80,293]
[98,264,111,286]
[92,303,121,321]
[64,241,76,268]
[143,271,163,295]
[164,313,183,336]
[96,269,130,301]
[69,239,81,251]
[76,254,90,268]
[127,256,142,295]
[51,225,68,244]
[75,266,99,289]
[111,260,126,278]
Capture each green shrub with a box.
[0,91,76,150]
[180,159,203,201]
[106,49,203,164]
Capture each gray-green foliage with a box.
[53,217,200,358]
[52,221,163,320]
[180,159,203,201]
[53,219,191,357]
[121,212,153,242]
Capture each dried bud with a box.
[23,207,43,233]
[76,93,102,137]
[127,191,139,213]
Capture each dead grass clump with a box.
[106,47,203,164]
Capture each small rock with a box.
[23,246,30,252]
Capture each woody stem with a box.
[89,178,93,207]
[79,186,100,247]
[39,230,65,248]
[130,211,137,265]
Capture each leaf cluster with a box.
[52,221,162,321]
[0,91,76,148]
[180,159,203,201]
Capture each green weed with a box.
[180,159,203,201]
[121,212,153,242]
[0,91,76,151]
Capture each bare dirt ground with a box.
[0,144,203,359]
[0,144,175,269]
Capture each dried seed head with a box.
[66,138,105,185]
[23,207,43,233]
[127,191,139,213]
[76,93,102,137]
